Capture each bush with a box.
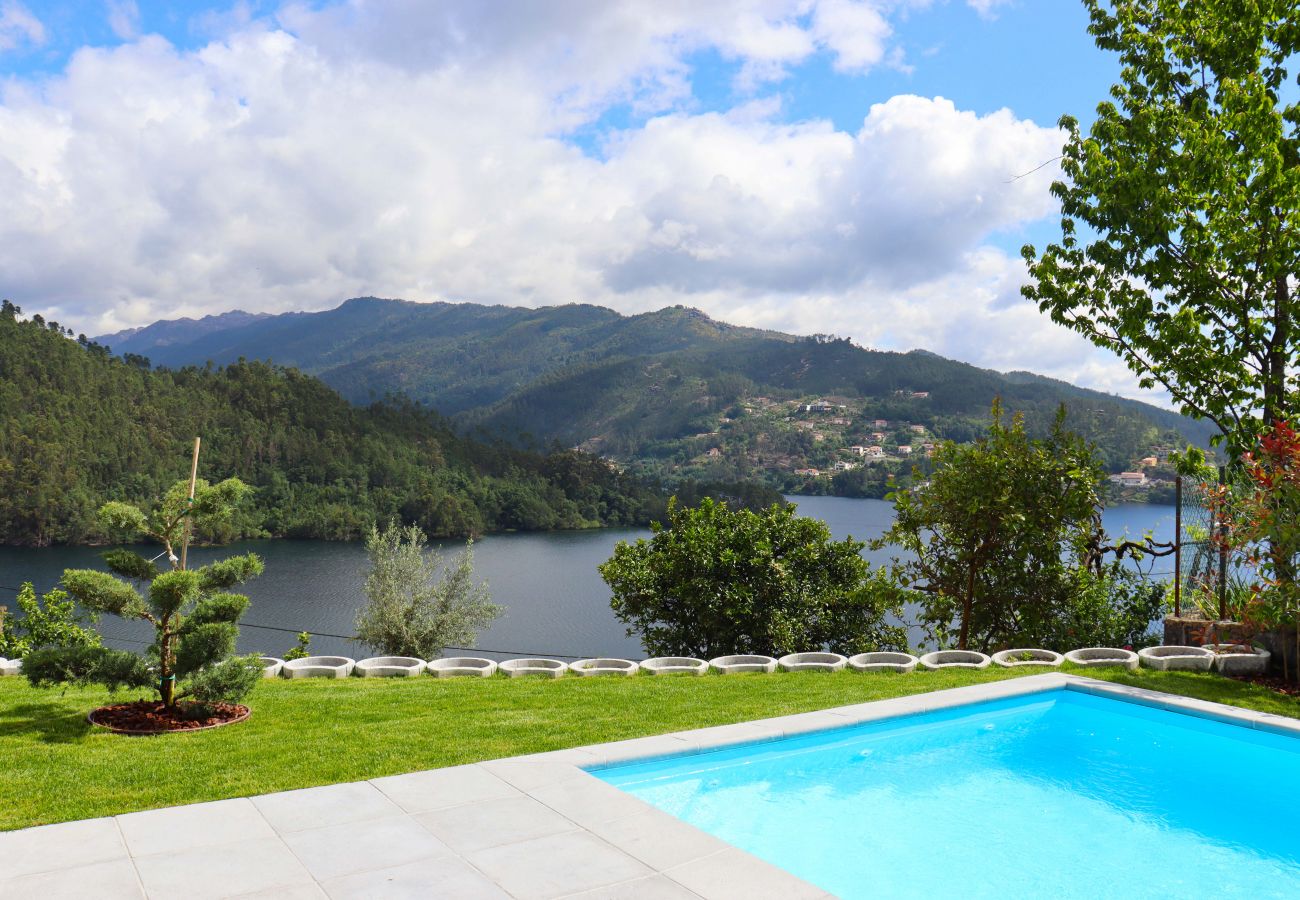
[1045,568,1164,650]
[600,497,907,658]
[355,522,499,659]
[0,582,101,659]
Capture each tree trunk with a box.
[159,623,175,707]
[959,562,976,651]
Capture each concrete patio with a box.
[4,674,1295,899]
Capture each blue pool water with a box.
[596,690,1300,899]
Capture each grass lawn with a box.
[2,666,1298,831]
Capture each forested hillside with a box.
[0,304,664,546]
[102,297,1217,498]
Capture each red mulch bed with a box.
[87,700,250,735]
[1228,674,1300,698]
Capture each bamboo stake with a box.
[180,437,201,571]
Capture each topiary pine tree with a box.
[23,477,265,712]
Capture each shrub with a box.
[600,497,907,658]
[355,521,499,659]
[0,582,101,659]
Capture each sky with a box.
[0,0,1154,401]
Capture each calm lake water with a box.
[0,496,1175,659]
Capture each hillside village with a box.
[621,391,1187,502]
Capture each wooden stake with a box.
[180,437,201,571]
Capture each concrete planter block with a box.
[1064,647,1140,671]
[991,648,1064,668]
[259,657,284,679]
[1207,644,1271,676]
[355,656,426,677]
[0,657,21,676]
[1138,645,1214,672]
[281,656,355,678]
[427,657,498,678]
[640,657,708,676]
[499,658,568,678]
[708,655,778,674]
[570,658,639,676]
[848,652,919,674]
[778,652,848,673]
[919,650,991,670]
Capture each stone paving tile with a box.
[467,830,653,900]
[229,882,329,900]
[415,794,579,855]
[558,874,705,899]
[579,734,697,767]
[665,848,831,900]
[117,797,276,857]
[528,771,663,831]
[252,782,404,834]
[132,835,313,900]
[280,814,454,881]
[0,858,143,900]
[371,763,521,813]
[587,807,731,872]
[0,815,127,879]
[321,855,512,900]
[478,755,591,793]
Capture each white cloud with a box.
[106,0,141,40]
[966,0,1014,19]
[0,0,1156,402]
[0,1,44,52]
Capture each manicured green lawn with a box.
[2,666,1297,831]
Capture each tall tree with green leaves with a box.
[23,478,264,711]
[875,403,1104,651]
[1023,0,1300,457]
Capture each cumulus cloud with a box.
[0,1,44,52]
[0,0,1155,401]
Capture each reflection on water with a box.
[0,497,1175,659]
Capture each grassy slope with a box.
[4,668,1298,831]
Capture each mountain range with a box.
[100,297,1215,493]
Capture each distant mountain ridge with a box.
[98,297,1217,488]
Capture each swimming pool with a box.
[595,688,1300,899]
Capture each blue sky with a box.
[0,1,1154,400]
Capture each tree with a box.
[874,403,1104,652]
[600,498,907,658]
[1023,0,1300,458]
[355,522,499,659]
[23,478,264,712]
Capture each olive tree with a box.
[23,478,263,711]
[600,498,907,658]
[355,521,499,659]
[1023,0,1300,459]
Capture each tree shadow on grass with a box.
[0,702,93,744]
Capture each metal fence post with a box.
[1174,475,1182,618]
[1218,465,1229,620]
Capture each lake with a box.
[0,496,1176,660]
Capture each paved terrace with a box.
[4,674,1298,899]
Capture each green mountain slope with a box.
[100,297,1218,494]
[1,305,662,546]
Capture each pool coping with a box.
[4,673,1298,899]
